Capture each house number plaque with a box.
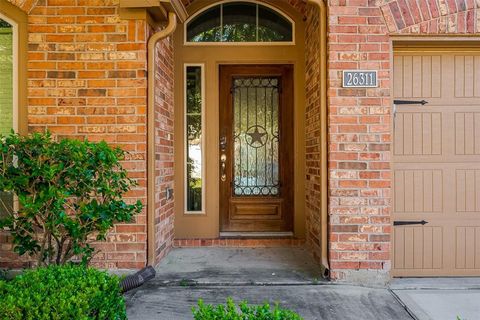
[342,70,378,88]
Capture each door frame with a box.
[219,64,295,233]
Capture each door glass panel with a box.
[233,77,279,196]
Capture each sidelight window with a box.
[0,18,14,217]
[186,1,294,44]
[185,65,205,213]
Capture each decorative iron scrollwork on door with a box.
[232,77,280,196]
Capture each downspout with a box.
[307,0,330,277]
[147,12,177,266]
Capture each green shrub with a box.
[0,131,142,265]
[192,298,303,320]
[0,264,126,320]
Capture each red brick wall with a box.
[304,4,323,264]
[153,35,175,264]
[0,0,153,269]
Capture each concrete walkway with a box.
[125,248,413,320]
[391,278,480,320]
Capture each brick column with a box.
[327,0,392,283]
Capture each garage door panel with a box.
[404,227,414,268]
[454,55,480,98]
[476,113,480,153]
[455,226,480,269]
[394,226,405,268]
[393,54,442,98]
[404,113,414,155]
[455,112,480,155]
[394,112,442,156]
[394,169,443,213]
[476,229,480,268]
[476,56,480,97]
[394,226,443,270]
[456,169,480,213]
[393,50,480,276]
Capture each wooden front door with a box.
[392,50,480,276]
[219,65,294,233]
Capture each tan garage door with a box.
[393,48,480,276]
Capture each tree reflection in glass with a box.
[186,66,203,212]
[186,2,293,43]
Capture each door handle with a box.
[220,154,227,182]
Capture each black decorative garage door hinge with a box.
[393,220,428,226]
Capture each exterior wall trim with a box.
[147,11,177,266]
[306,0,329,275]
[119,0,188,24]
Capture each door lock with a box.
[220,136,227,152]
[220,154,227,182]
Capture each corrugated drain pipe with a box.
[121,266,156,293]
[147,12,177,266]
[307,0,330,278]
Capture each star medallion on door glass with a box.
[246,125,268,148]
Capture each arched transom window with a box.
[186,1,294,43]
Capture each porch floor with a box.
[125,247,413,320]
[152,247,324,285]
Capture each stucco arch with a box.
[181,0,308,16]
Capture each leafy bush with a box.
[192,298,303,320]
[0,132,142,266]
[0,265,126,320]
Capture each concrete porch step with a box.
[151,247,326,286]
